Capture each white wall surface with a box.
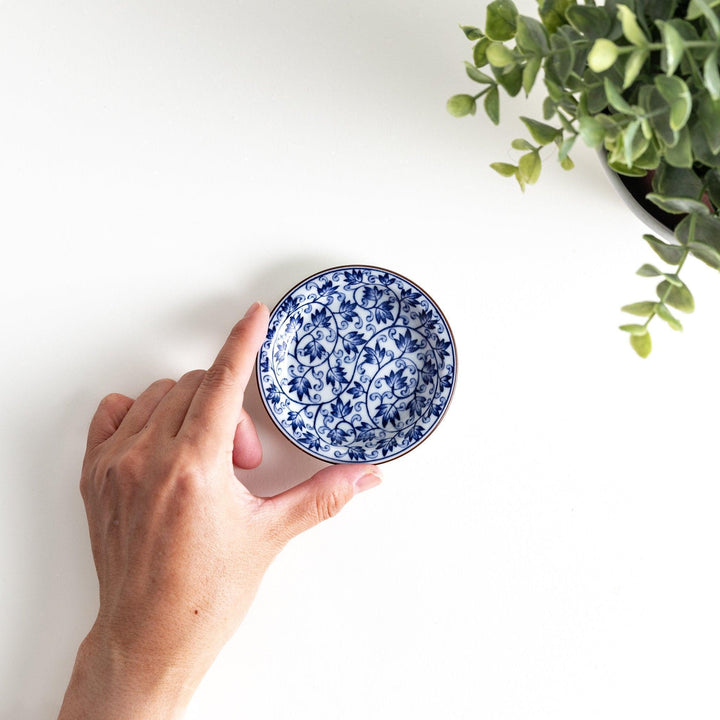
[2,1,720,718]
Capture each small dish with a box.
[256,265,456,463]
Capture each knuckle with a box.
[171,470,205,504]
[79,471,90,501]
[108,449,146,487]
[313,486,351,523]
[167,451,204,490]
[150,378,176,394]
[180,368,206,384]
[203,361,236,391]
[97,392,128,413]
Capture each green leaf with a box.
[516,15,549,55]
[518,151,542,184]
[460,25,484,40]
[686,0,720,18]
[560,155,575,170]
[704,50,720,101]
[663,126,694,168]
[490,161,518,177]
[486,42,515,67]
[604,78,634,114]
[622,119,643,166]
[644,86,677,147]
[633,140,660,169]
[484,85,500,124]
[557,134,576,161]
[656,303,683,331]
[624,48,649,89]
[641,117,653,140]
[644,234,685,264]
[686,0,720,36]
[548,31,575,83]
[656,279,694,312]
[473,37,492,67]
[566,5,612,38]
[584,70,608,114]
[556,109,576,136]
[485,0,519,41]
[588,39,619,73]
[621,301,657,316]
[619,323,649,334]
[697,92,720,154]
[545,77,565,103]
[539,0,577,33]
[607,158,648,176]
[493,64,523,96]
[465,62,495,84]
[706,168,720,207]
[511,138,535,151]
[652,164,703,199]
[637,263,662,276]
[543,96,557,120]
[646,193,710,214]
[675,213,720,246]
[661,273,683,287]
[689,240,720,268]
[520,117,560,145]
[654,75,692,131]
[657,20,685,75]
[522,57,542,95]
[617,4,648,46]
[630,330,652,357]
[689,120,720,167]
[579,116,605,147]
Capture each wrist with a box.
[58,626,198,720]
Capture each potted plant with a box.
[448,0,720,356]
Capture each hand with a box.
[58,302,382,720]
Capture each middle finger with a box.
[147,369,207,438]
[112,378,176,441]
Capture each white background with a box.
[2,1,720,718]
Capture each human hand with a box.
[58,302,382,720]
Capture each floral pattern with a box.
[257,266,456,463]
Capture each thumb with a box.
[261,464,382,544]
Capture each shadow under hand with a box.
[169,252,344,498]
[239,379,328,498]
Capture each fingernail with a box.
[244,301,262,318]
[353,469,382,494]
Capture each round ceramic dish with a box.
[256,265,456,463]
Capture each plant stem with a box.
[641,180,707,330]
[473,86,493,100]
[643,242,691,328]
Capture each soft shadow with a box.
[166,252,339,497]
[4,246,349,717]
[240,378,329,498]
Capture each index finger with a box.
[179,302,269,449]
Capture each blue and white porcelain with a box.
[256,266,456,463]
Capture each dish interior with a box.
[257,266,455,463]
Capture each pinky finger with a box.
[86,393,134,452]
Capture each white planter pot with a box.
[598,156,676,243]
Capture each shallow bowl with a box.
[256,265,456,464]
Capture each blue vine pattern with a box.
[257,266,456,463]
